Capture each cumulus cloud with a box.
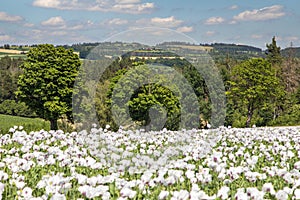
[176,26,193,33]
[108,18,128,25]
[150,16,183,28]
[205,17,225,25]
[32,0,155,14]
[41,16,65,26]
[0,12,23,22]
[233,5,285,21]
[40,17,94,32]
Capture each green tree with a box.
[227,58,284,127]
[3,44,10,49]
[107,64,182,131]
[266,36,282,66]
[16,44,81,130]
[128,83,181,131]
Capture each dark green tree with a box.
[106,64,182,131]
[266,36,282,66]
[3,44,10,49]
[227,58,284,127]
[16,44,81,130]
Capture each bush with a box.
[273,104,300,126]
[0,100,36,117]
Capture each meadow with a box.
[0,114,49,135]
[0,125,300,199]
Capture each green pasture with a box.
[0,114,49,134]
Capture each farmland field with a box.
[0,49,27,58]
[0,126,300,199]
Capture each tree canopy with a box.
[227,58,285,127]
[16,44,81,130]
[266,36,282,65]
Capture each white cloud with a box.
[49,31,68,36]
[0,35,13,41]
[115,0,141,4]
[251,34,263,39]
[39,17,95,32]
[111,2,154,14]
[229,5,238,10]
[41,16,65,26]
[24,23,35,27]
[204,17,225,25]
[32,0,155,14]
[150,16,183,28]
[233,5,285,21]
[0,12,23,22]
[206,31,216,36]
[176,26,193,33]
[228,20,237,25]
[33,0,61,8]
[285,36,299,42]
[108,18,128,25]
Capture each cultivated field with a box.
[0,49,27,58]
[0,126,300,199]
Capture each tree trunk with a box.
[246,104,253,128]
[50,119,58,130]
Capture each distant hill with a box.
[3,41,300,61]
[61,42,148,59]
[281,47,300,58]
[64,41,266,61]
[156,41,265,61]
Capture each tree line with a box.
[0,37,299,130]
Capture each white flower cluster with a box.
[0,126,299,199]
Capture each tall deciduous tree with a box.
[16,44,81,130]
[227,58,284,127]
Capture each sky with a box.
[1,0,300,49]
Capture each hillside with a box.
[281,47,300,58]
[2,42,300,61]
[60,41,266,61]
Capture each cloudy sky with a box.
[1,0,300,49]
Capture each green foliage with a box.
[0,56,23,101]
[96,59,204,131]
[273,104,300,126]
[16,44,81,130]
[128,83,181,131]
[145,58,210,127]
[0,100,36,117]
[266,36,282,65]
[227,58,285,127]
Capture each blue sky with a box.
[1,0,300,49]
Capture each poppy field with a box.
[0,126,300,199]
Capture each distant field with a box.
[165,44,214,51]
[0,114,49,134]
[0,49,24,54]
[0,48,27,58]
[180,45,214,51]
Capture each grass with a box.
[0,114,50,135]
